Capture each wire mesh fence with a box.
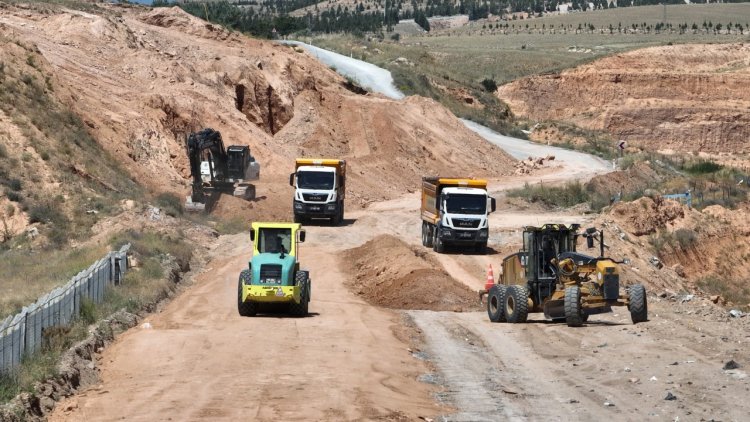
[0,244,130,375]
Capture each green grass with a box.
[507,180,591,208]
[0,245,108,320]
[0,229,195,403]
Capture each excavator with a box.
[184,128,260,212]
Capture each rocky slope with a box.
[0,3,514,231]
[498,43,750,155]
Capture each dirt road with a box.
[50,232,441,421]
[50,182,750,421]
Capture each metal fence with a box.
[0,244,130,375]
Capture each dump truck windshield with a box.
[445,194,486,214]
[257,228,292,254]
[297,171,334,190]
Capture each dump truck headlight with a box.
[478,229,489,239]
[326,203,336,211]
[294,202,303,210]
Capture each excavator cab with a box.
[184,129,260,212]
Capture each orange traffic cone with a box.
[484,264,495,292]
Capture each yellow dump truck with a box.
[421,177,496,254]
[289,158,346,225]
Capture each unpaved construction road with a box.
[49,46,750,422]
[50,177,750,421]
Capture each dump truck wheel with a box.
[421,222,428,247]
[564,286,583,327]
[433,231,445,253]
[504,285,529,323]
[237,270,257,317]
[290,271,310,317]
[629,284,648,323]
[475,241,488,254]
[487,285,507,322]
[424,223,434,248]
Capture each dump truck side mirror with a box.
[289,173,295,187]
[490,197,496,213]
[298,230,306,243]
[250,230,255,242]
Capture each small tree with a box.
[481,78,498,92]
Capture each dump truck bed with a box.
[295,158,346,176]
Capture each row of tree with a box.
[158,0,750,38]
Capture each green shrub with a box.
[154,192,183,217]
[28,202,66,225]
[480,78,498,92]
[685,160,722,175]
[508,181,589,208]
[674,228,697,249]
[5,191,22,203]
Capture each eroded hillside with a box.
[498,43,750,155]
[0,3,514,231]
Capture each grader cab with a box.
[486,224,647,326]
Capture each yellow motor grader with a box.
[483,224,647,326]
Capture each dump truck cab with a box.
[290,159,346,225]
[237,222,310,317]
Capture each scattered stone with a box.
[723,360,741,370]
[680,294,694,303]
[672,264,685,277]
[141,322,152,329]
[624,367,631,372]
[148,206,162,221]
[650,376,658,381]
[568,399,579,404]
[664,392,677,401]
[729,309,744,318]
[649,256,663,269]
[629,377,640,383]
[26,226,39,239]
[670,362,679,366]
[604,401,615,407]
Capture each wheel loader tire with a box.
[237,270,257,317]
[289,271,310,317]
[564,286,583,327]
[504,285,529,323]
[629,284,648,324]
[487,285,507,322]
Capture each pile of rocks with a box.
[514,155,555,175]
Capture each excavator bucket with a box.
[185,196,206,212]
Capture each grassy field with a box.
[309,3,748,136]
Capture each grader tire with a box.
[564,286,583,327]
[237,270,257,317]
[629,284,648,324]
[487,285,507,322]
[504,285,529,323]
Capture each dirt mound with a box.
[498,43,750,154]
[586,162,664,200]
[343,235,481,312]
[609,197,685,236]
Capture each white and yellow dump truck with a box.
[289,158,346,225]
[421,177,496,254]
